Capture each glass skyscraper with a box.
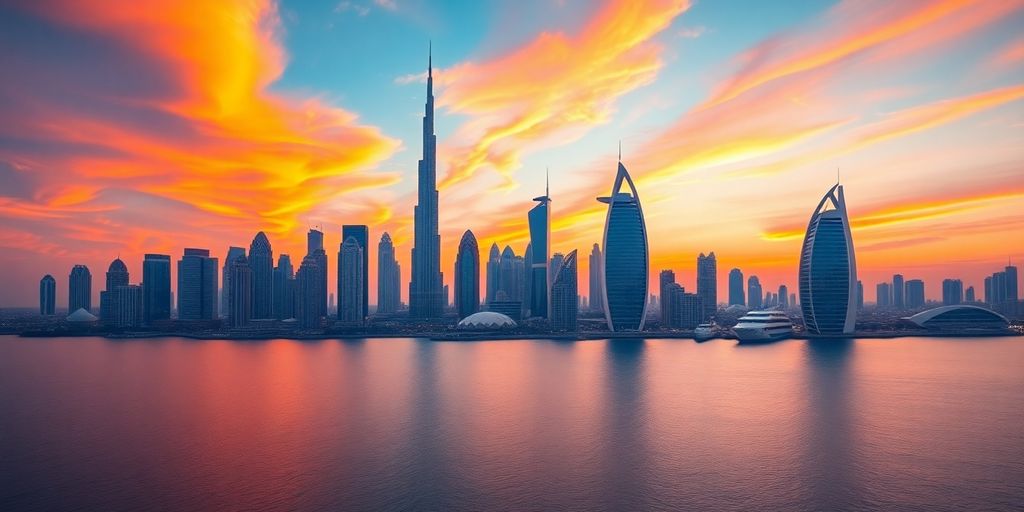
[454,230,480,320]
[598,161,649,331]
[409,46,444,319]
[550,249,578,332]
[342,225,369,319]
[143,254,171,324]
[798,183,857,335]
[528,176,551,319]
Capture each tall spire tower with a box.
[409,43,444,319]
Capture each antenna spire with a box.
[428,40,432,77]
[837,167,840,185]
[546,167,550,197]
[618,140,622,162]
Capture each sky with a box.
[0,0,1022,309]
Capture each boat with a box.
[732,310,793,343]
[693,323,716,341]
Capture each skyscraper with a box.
[177,248,218,320]
[39,275,55,315]
[965,286,976,302]
[697,252,717,321]
[528,175,551,319]
[942,279,963,306]
[728,268,744,306]
[1006,264,1019,303]
[778,284,788,309]
[339,236,364,324]
[377,233,401,314]
[666,285,703,329]
[273,254,294,319]
[659,270,675,324]
[342,225,369,319]
[905,279,925,309]
[101,258,129,323]
[409,46,444,320]
[877,282,891,307]
[454,230,480,319]
[222,246,245,319]
[589,243,604,314]
[249,232,274,319]
[485,243,500,305]
[747,275,763,309]
[856,280,864,310]
[520,244,531,317]
[598,159,648,331]
[112,284,143,328]
[228,255,252,328]
[892,274,905,310]
[550,249,578,332]
[295,255,322,329]
[69,264,92,313]
[550,253,565,284]
[306,228,328,318]
[143,254,171,324]
[798,183,857,335]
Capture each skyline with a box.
[1,0,1023,308]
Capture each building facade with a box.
[143,254,171,324]
[550,249,578,332]
[747,275,762,310]
[249,232,274,319]
[339,236,364,324]
[40,274,56,315]
[528,178,551,319]
[798,183,857,334]
[377,233,401,314]
[409,49,444,320]
[221,246,245,319]
[728,268,745,306]
[697,252,717,321]
[598,160,649,331]
[273,254,294,320]
[295,255,322,328]
[454,230,480,320]
[177,248,218,320]
[589,243,603,314]
[228,255,252,328]
[342,225,369,319]
[69,264,92,313]
[906,279,925,309]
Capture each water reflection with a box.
[602,339,648,508]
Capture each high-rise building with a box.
[528,175,551,319]
[778,285,789,309]
[228,255,252,328]
[965,286,976,302]
[177,248,218,320]
[143,254,171,324]
[101,258,129,323]
[520,245,530,317]
[221,246,245,319]
[249,232,274,319]
[550,253,565,283]
[69,264,92,313]
[485,243,501,305]
[697,252,717,321]
[295,255,322,329]
[306,229,328,319]
[589,243,604,314]
[906,279,925,309]
[728,268,744,306]
[659,270,675,324]
[747,276,762,309]
[273,254,293,320]
[892,274,905,310]
[597,159,649,331]
[984,276,993,304]
[377,233,401,314]
[1006,264,1019,303]
[454,230,480,320]
[409,47,444,320]
[664,283,702,329]
[339,236,364,325]
[550,249,578,332]
[40,275,56,315]
[942,279,963,306]
[341,225,369,319]
[856,280,864,310]
[877,282,891,307]
[112,284,143,328]
[798,183,857,335]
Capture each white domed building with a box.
[457,311,517,330]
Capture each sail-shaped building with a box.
[597,160,649,331]
[798,183,857,335]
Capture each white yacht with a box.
[693,323,716,341]
[732,311,793,343]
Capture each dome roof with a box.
[66,308,98,322]
[905,305,1008,328]
[108,258,127,272]
[457,311,517,330]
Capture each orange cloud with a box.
[435,0,690,189]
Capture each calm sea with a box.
[1,335,1022,511]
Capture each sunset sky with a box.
[0,0,1022,308]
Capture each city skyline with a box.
[1,1,1023,308]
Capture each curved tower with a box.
[454,230,480,320]
[799,183,857,335]
[598,160,649,331]
[249,231,274,319]
[527,172,551,319]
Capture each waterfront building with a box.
[306,228,328,318]
[664,283,702,329]
[228,255,252,327]
[339,236,364,325]
[778,285,789,309]
[454,230,480,319]
[528,176,551,319]
[342,225,369,319]
[892,274,905,310]
[906,279,925,309]
[272,254,293,320]
[143,254,171,324]
[550,253,565,283]
[550,250,578,332]
[697,252,717,321]
[39,275,56,315]
[589,243,604,314]
[112,284,143,328]
[747,276,763,309]
[729,268,745,306]
[485,243,500,305]
[659,270,676,324]
[597,159,649,331]
[798,183,857,335]
[1005,264,1019,303]
[295,255,322,329]
[877,282,891,307]
[377,233,401,314]
[457,311,517,330]
[69,264,92,314]
[965,286,975,302]
[942,279,963,306]
[177,248,218,320]
[905,305,1009,331]
[100,258,129,323]
[221,246,245,319]
[249,232,274,319]
[856,280,864,310]
[521,244,531,318]
[409,47,444,320]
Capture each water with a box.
[1,335,1022,511]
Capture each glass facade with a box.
[799,185,856,335]
[599,162,649,331]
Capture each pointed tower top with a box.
[618,140,622,162]
[546,167,550,197]
[428,40,432,77]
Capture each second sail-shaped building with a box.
[798,183,857,335]
[598,161,649,331]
